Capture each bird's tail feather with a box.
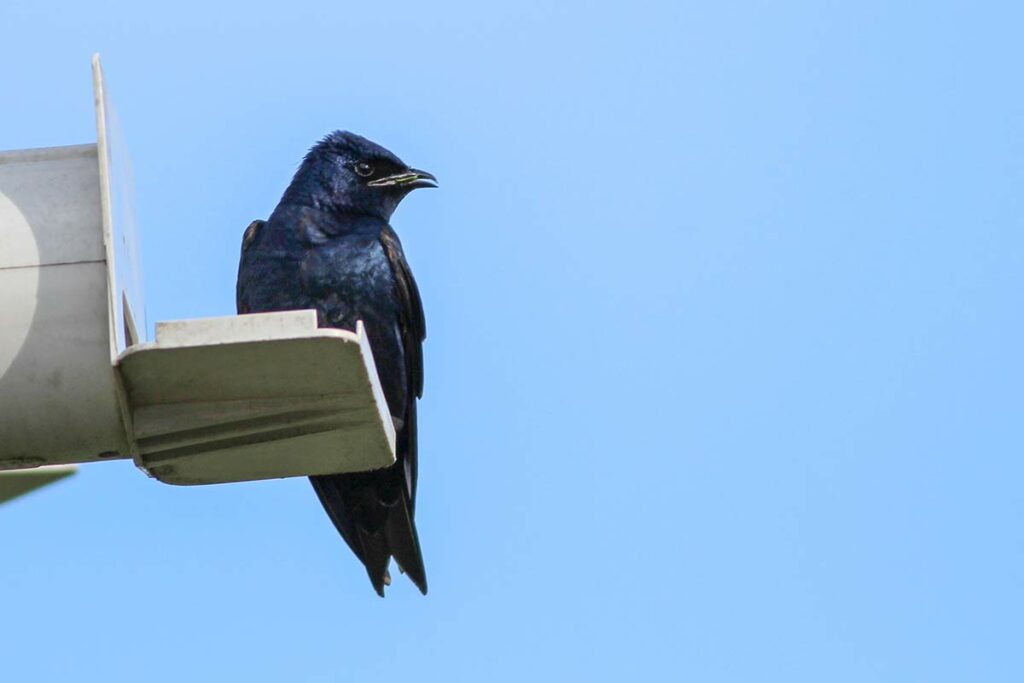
[385,491,428,595]
[352,490,427,597]
[311,468,426,597]
[357,526,392,598]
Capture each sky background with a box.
[2,1,1023,680]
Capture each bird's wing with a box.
[236,220,266,314]
[379,225,426,398]
[379,225,426,508]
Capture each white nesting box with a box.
[0,56,395,485]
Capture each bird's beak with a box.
[368,168,438,190]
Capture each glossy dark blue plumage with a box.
[236,131,434,596]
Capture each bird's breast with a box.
[299,235,398,329]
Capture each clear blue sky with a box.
[2,1,1023,680]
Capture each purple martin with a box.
[236,131,435,596]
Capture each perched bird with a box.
[236,131,436,596]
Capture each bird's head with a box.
[287,130,437,220]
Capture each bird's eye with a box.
[354,161,374,177]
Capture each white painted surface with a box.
[0,144,127,469]
[118,312,396,485]
[154,309,325,346]
[0,263,127,466]
[93,54,145,356]
[0,146,104,380]
[0,145,102,269]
